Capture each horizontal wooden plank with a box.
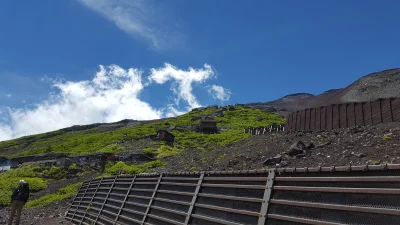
[121,207,145,216]
[271,199,400,216]
[195,203,259,217]
[273,186,400,195]
[162,177,201,181]
[159,182,198,187]
[147,213,184,225]
[150,205,188,216]
[203,177,268,182]
[275,176,400,182]
[197,193,263,203]
[202,183,265,190]
[267,214,345,225]
[157,189,194,196]
[118,214,141,224]
[153,197,191,206]
[191,214,245,225]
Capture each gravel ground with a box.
[2,122,400,224]
[151,122,400,173]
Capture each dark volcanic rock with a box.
[288,141,306,156]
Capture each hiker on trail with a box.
[8,180,30,225]
[120,168,126,176]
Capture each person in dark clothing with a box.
[8,180,30,225]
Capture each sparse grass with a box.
[216,154,227,162]
[26,182,82,208]
[382,135,392,141]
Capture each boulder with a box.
[263,154,282,165]
[288,141,306,156]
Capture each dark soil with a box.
[151,122,400,173]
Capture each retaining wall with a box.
[285,98,400,132]
[66,164,400,225]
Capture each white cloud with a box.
[76,0,182,50]
[0,63,230,141]
[148,63,215,110]
[6,94,12,98]
[207,85,232,101]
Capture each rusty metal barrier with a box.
[286,98,400,132]
[65,164,400,225]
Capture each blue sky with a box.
[0,0,399,140]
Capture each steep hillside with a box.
[246,68,400,114]
[150,122,400,173]
[0,105,285,158]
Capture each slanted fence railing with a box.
[244,125,285,135]
[285,97,400,132]
[66,164,400,225]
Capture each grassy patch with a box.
[0,166,47,206]
[104,161,167,175]
[42,166,68,179]
[144,145,181,158]
[382,135,392,141]
[26,182,82,208]
[1,106,285,158]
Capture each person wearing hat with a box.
[8,180,30,225]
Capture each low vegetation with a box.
[1,106,284,159]
[26,182,82,208]
[104,160,167,175]
[0,166,47,205]
[0,105,285,207]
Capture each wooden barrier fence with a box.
[66,164,400,225]
[286,98,400,132]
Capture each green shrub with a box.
[0,166,47,206]
[104,161,167,175]
[43,166,67,179]
[26,182,82,208]
[68,163,77,169]
[382,135,392,141]
[144,145,181,158]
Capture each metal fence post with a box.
[70,179,92,222]
[141,174,162,225]
[113,175,136,225]
[258,169,276,225]
[79,177,103,225]
[93,176,118,224]
[66,180,85,218]
[184,172,205,225]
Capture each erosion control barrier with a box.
[286,97,400,132]
[66,164,400,225]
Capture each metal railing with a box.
[66,164,400,225]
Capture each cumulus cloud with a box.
[76,0,183,50]
[0,63,230,141]
[148,63,215,110]
[207,85,232,101]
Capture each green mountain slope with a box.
[0,105,285,158]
